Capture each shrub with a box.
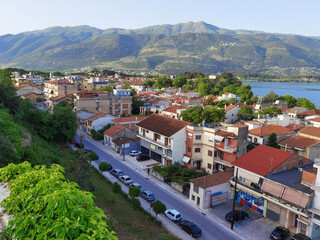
[99,162,109,172]
[88,151,98,161]
[129,186,141,198]
[131,198,141,210]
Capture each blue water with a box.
[242,81,320,107]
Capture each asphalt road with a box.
[75,134,241,240]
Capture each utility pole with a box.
[122,144,125,161]
[231,168,239,230]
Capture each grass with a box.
[25,130,178,240]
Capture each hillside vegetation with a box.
[1,22,320,75]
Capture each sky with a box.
[1,0,320,36]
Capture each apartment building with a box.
[136,114,189,166]
[185,124,248,174]
[73,90,132,116]
[43,79,78,99]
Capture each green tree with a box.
[296,97,316,110]
[99,162,109,173]
[172,76,187,88]
[129,186,141,199]
[203,107,226,123]
[53,71,64,77]
[152,200,166,222]
[131,197,141,210]
[250,95,259,104]
[154,76,173,89]
[262,90,278,103]
[0,135,17,167]
[88,151,98,162]
[197,82,212,97]
[142,79,155,88]
[181,106,203,124]
[279,94,297,108]
[260,106,282,117]
[236,85,253,102]
[52,102,77,142]
[112,182,122,202]
[182,79,196,91]
[237,106,254,120]
[0,70,21,113]
[222,83,241,95]
[99,86,113,92]
[266,132,279,148]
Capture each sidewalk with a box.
[80,133,276,240]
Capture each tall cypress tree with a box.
[266,131,279,149]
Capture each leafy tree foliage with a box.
[88,151,98,161]
[279,94,297,108]
[112,182,122,201]
[260,106,282,117]
[92,124,112,141]
[0,135,17,167]
[262,90,278,103]
[236,85,253,102]
[153,200,166,220]
[99,162,109,172]
[129,186,141,199]
[197,82,212,97]
[154,76,173,89]
[142,79,155,88]
[0,70,21,113]
[181,106,203,124]
[172,76,187,88]
[237,106,255,120]
[266,132,279,149]
[296,97,316,110]
[0,162,117,239]
[99,86,113,92]
[131,197,141,210]
[203,107,226,123]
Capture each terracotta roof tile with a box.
[163,105,187,113]
[86,112,107,122]
[112,116,147,124]
[279,135,320,149]
[285,124,306,132]
[104,124,126,137]
[224,105,237,112]
[298,109,320,117]
[298,126,320,138]
[233,145,294,176]
[113,137,139,146]
[249,124,295,137]
[310,117,320,123]
[190,171,233,188]
[136,114,189,137]
[216,130,236,138]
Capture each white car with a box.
[119,175,133,185]
[165,209,182,222]
[129,150,142,156]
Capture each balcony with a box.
[216,145,237,153]
[137,134,171,149]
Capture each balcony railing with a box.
[137,134,171,149]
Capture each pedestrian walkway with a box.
[78,132,277,240]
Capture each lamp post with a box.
[231,168,238,230]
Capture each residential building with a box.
[218,92,236,100]
[279,126,320,161]
[47,94,72,110]
[185,124,248,174]
[298,109,320,119]
[85,112,117,135]
[43,79,78,99]
[76,110,96,133]
[136,114,189,166]
[248,124,296,145]
[286,107,307,118]
[111,116,148,125]
[310,117,320,128]
[285,124,306,133]
[161,105,187,119]
[309,163,320,239]
[189,171,233,209]
[224,105,240,124]
[231,145,313,234]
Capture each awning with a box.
[182,156,191,163]
[214,135,224,141]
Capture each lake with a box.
[242,81,320,107]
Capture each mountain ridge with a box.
[1,21,320,75]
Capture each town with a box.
[2,68,318,240]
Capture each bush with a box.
[131,198,141,210]
[99,162,109,172]
[88,151,98,161]
[129,186,141,198]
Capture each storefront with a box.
[238,190,265,215]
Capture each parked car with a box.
[136,155,150,162]
[107,163,112,170]
[179,220,202,238]
[140,190,155,202]
[270,226,290,240]
[291,233,310,240]
[165,209,182,222]
[129,183,142,189]
[110,169,124,178]
[119,175,133,185]
[225,210,249,223]
[129,150,142,156]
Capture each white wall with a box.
[171,128,187,163]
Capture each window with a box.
[218,165,224,171]
[195,135,201,140]
[208,150,212,156]
[154,133,160,141]
[192,195,195,200]
[188,133,192,138]
[240,176,246,182]
[195,148,200,153]
[300,222,307,235]
[207,163,212,169]
[193,185,199,193]
[254,138,257,143]
[314,214,320,221]
[187,147,191,153]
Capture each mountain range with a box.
[1,21,320,75]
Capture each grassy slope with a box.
[22,128,177,240]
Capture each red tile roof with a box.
[86,112,107,122]
[112,116,148,124]
[163,105,187,113]
[190,171,233,188]
[112,137,139,146]
[298,126,320,138]
[216,130,237,138]
[136,114,190,137]
[233,145,294,176]
[104,124,126,137]
[285,124,306,132]
[224,105,237,112]
[310,117,320,123]
[298,109,320,117]
[249,124,295,137]
[278,135,320,149]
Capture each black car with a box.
[225,210,249,223]
[136,155,150,161]
[179,220,202,238]
[107,163,112,170]
[291,233,310,240]
[270,226,290,240]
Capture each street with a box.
[76,133,241,240]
